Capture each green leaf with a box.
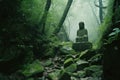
[76,60,88,65]
[65,63,77,73]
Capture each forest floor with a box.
[0,42,103,80]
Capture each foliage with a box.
[21,60,44,77]
[113,6,120,22]
[20,0,46,24]
[105,28,120,44]
[0,0,104,80]
[0,0,51,74]
[93,0,115,49]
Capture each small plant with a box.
[105,28,120,44]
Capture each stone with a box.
[72,42,92,51]
[77,29,88,39]
[59,42,75,55]
[72,22,92,52]
[76,36,88,42]
[76,22,88,42]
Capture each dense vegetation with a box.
[0,0,120,80]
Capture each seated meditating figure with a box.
[76,22,88,42]
[72,22,92,52]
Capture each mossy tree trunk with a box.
[99,0,103,23]
[103,0,120,80]
[39,0,51,34]
[54,0,73,35]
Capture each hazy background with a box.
[64,0,108,43]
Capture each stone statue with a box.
[72,22,92,52]
[76,22,88,42]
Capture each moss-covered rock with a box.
[21,60,44,77]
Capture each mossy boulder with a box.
[21,60,44,77]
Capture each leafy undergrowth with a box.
[0,42,103,80]
[39,50,102,80]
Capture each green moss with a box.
[21,60,44,77]
[20,0,46,24]
[48,70,61,80]
[64,63,77,73]
[93,0,115,49]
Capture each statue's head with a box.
[79,22,84,29]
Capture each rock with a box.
[21,60,44,77]
[60,46,73,54]
[59,42,75,55]
[72,42,92,52]
[76,36,88,42]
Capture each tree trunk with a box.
[40,0,51,34]
[99,0,103,23]
[112,0,120,23]
[103,0,120,80]
[54,0,73,35]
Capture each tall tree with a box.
[112,0,120,23]
[40,0,51,34]
[103,0,120,80]
[54,0,73,35]
[94,0,104,23]
[99,0,103,23]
